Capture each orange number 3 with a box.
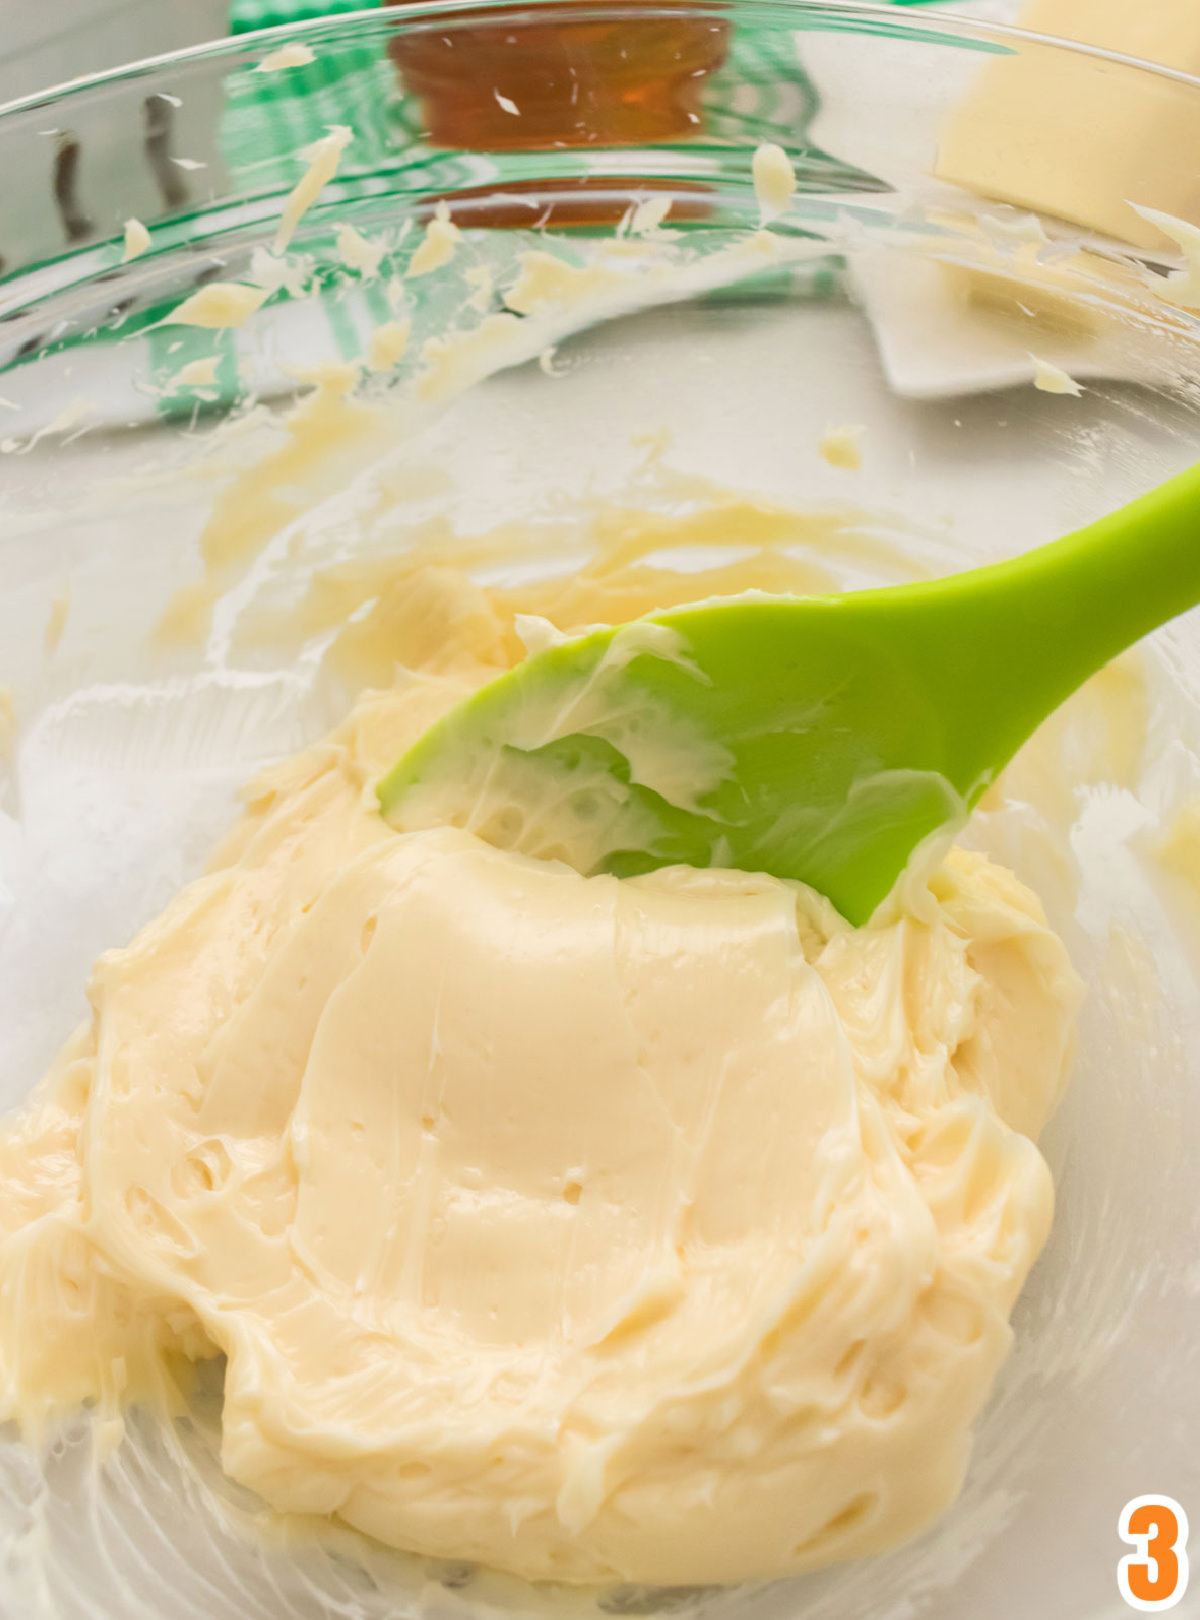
[1119,1496,1190,1612]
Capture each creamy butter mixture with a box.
[0,549,1082,1586]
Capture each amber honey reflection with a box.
[387,3,729,222]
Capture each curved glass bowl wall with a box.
[0,7,1198,1620]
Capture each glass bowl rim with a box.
[2,0,1200,125]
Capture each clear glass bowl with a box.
[0,5,1198,1619]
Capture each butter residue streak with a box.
[1031,355,1083,396]
[337,223,385,278]
[166,283,269,330]
[6,396,93,457]
[0,558,1082,1586]
[513,613,570,657]
[256,40,316,71]
[230,487,919,687]
[366,319,411,372]
[753,141,797,225]
[1155,799,1200,898]
[629,194,672,236]
[156,363,390,644]
[406,229,822,404]
[980,211,1048,244]
[410,222,795,396]
[170,357,221,389]
[121,218,151,262]
[0,685,16,765]
[818,425,865,470]
[1132,204,1200,310]
[417,312,524,402]
[505,250,627,315]
[464,264,493,312]
[407,201,459,278]
[247,247,311,299]
[43,590,70,657]
[275,124,353,254]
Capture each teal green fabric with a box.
[221,6,393,187]
[230,0,381,31]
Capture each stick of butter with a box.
[936,0,1200,250]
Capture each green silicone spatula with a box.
[378,461,1200,924]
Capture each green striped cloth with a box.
[222,0,393,187]
[232,0,380,22]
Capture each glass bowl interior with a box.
[0,5,1198,1619]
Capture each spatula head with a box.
[378,594,978,925]
[382,454,1200,915]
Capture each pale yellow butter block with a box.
[936,0,1200,250]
